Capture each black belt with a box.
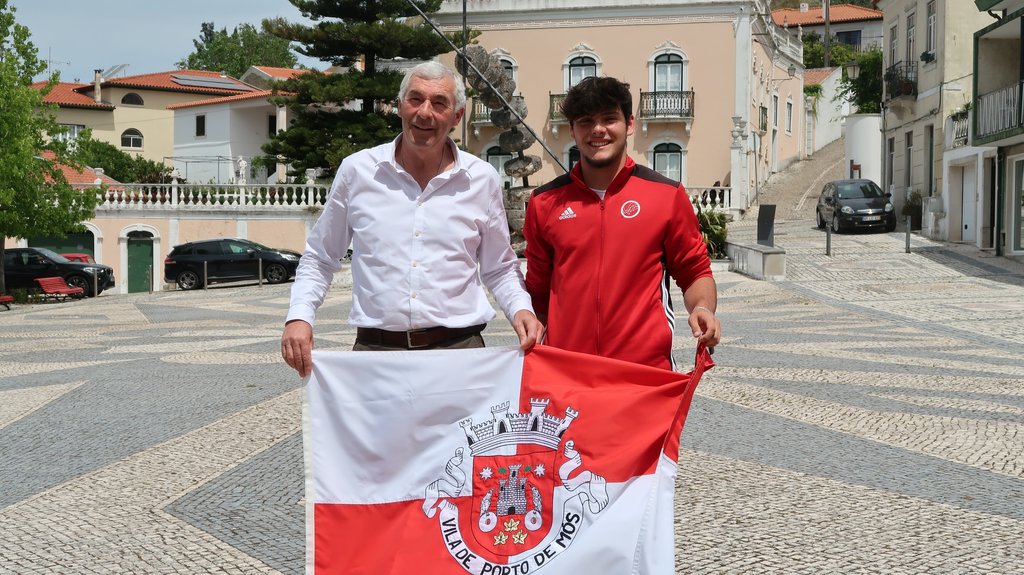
[356,324,486,349]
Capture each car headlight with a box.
[841,206,854,215]
[82,266,100,274]
[282,254,300,261]
[884,203,894,212]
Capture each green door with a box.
[127,232,154,293]
[28,232,95,256]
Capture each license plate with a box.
[862,215,881,221]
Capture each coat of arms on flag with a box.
[306,344,713,575]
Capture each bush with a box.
[697,208,728,260]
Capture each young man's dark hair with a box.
[560,76,633,124]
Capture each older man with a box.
[282,61,542,377]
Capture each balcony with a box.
[884,62,918,105]
[946,109,970,149]
[972,8,1024,146]
[637,90,695,135]
[758,106,768,134]
[74,182,330,212]
[975,82,1023,143]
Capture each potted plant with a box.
[902,190,923,231]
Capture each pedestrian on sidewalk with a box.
[281,61,543,377]
[523,76,720,370]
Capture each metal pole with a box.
[823,0,831,68]
[258,258,263,287]
[93,272,99,298]
[826,222,832,256]
[905,216,911,253]
[203,261,208,290]
[460,0,467,147]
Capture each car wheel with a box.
[816,210,826,229]
[176,270,201,290]
[831,214,843,234]
[265,264,288,284]
[65,274,93,297]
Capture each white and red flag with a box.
[305,344,713,575]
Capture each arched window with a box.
[653,143,683,182]
[654,54,684,92]
[499,58,515,81]
[121,93,144,106]
[121,129,143,149]
[568,56,597,87]
[486,146,515,190]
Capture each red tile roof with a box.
[251,66,308,80]
[772,3,883,27]
[101,69,254,94]
[805,67,839,85]
[33,82,114,110]
[167,89,280,110]
[39,151,121,185]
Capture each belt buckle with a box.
[406,328,431,349]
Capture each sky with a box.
[9,0,319,83]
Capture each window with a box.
[568,56,597,87]
[121,93,144,106]
[906,14,916,64]
[835,30,862,48]
[652,143,683,183]
[268,115,278,137]
[890,25,899,65]
[786,101,793,133]
[486,146,515,190]
[499,57,515,81]
[195,114,206,137]
[57,123,86,142]
[654,54,683,92]
[120,128,143,149]
[886,137,895,191]
[925,125,934,195]
[926,1,936,53]
[904,130,914,189]
[772,95,779,128]
[1014,159,1024,251]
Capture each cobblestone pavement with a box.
[2,148,1023,572]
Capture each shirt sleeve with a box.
[285,167,352,327]
[664,184,713,293]
[477,172,535,321]
[522,191,553,317]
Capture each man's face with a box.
[569,107,635,170]
[398,74,464,151]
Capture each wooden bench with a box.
[0,295,12,310]
[34,276,85,301]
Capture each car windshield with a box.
[836,182,884,200]
[34,248,69,263]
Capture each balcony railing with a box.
[549,93,567,122]
[948,110,969,149]
[687,187,731,211]
[471,100,494,124]
[758,106,768,133]
[884,62,918,101]
[637,90,695,120]
[976,82,1023,140]
[73,182,330,211]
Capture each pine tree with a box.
[0,0,99,294]
[262,0,457,176]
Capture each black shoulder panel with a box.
[632,165,680,189]
[532,173,573,197]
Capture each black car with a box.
[2,247,115,297]
[816,179,897,233]
[164,238,301,290]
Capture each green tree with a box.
[0,0,99,294]
[837,49,883,114]
[261,0,459,175]
[177,22,298,78]
[802,31,857,70]
[74,132,173,183]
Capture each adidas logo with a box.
[558,206,577,220]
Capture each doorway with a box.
[127,231,154,293]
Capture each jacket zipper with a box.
[597,199,605,355]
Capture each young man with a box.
[281,61,543,377]
[524,76,720,370]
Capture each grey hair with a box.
[398,60,467,112]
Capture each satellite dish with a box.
[102,64,129,79]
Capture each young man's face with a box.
[398,74,464,151]
[568,108,635,170]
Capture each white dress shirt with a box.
[286,136,534,331]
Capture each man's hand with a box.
[687,306,721,347]
[512,310,545,350]
[281,320,314,378]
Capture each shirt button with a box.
[411,292,417,299]
[415,230,421,237]
[412,261,418,267]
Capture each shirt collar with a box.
[384,135,464,176]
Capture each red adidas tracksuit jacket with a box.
[523,157,713,370]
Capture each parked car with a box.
[2,247,115,297]
[61,253,96,263]
[816,179,897,233]
[164,238,301,290]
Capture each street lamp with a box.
[845,59,860,81]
